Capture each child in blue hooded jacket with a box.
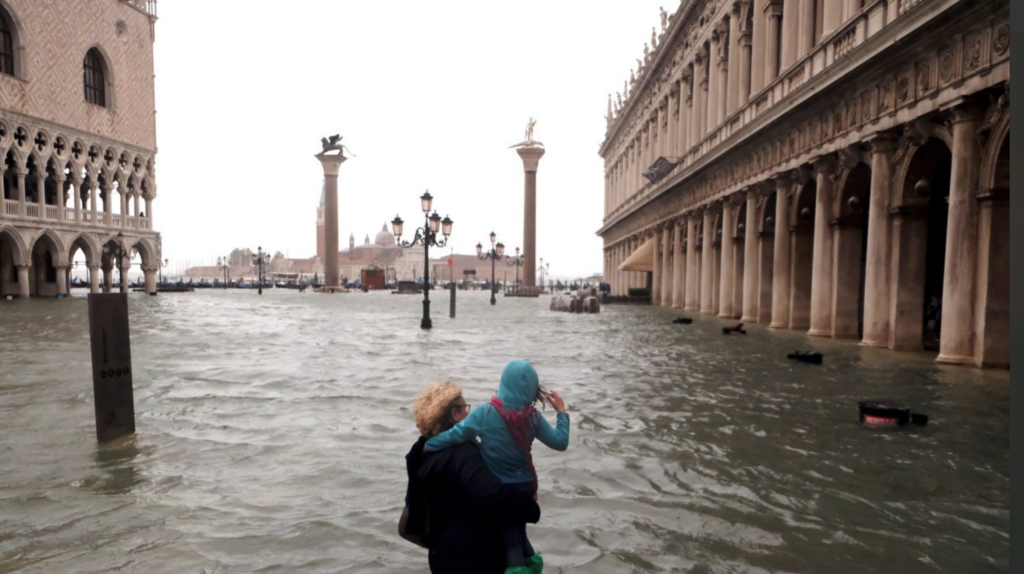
[425,359,570,574]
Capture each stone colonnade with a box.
[606,97,1010,368]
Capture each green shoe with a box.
[525,553,544,574]
[503,567,531,574]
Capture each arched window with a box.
[0,5,15,76]
[83,48,106,107]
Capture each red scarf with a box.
[489,396,537,492]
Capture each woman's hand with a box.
[548,391,566,413]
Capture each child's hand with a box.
[548,391,566,413]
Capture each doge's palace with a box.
[0,0,160,298]
[600,0,1009,368]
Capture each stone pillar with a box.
[681,73,693,153]
[55,175,67,220]
[667,91,678,158]
[937,102,984,365]
[758,209,775,324]
[16,168,27,217]
[120,260,130,292]
[673,220,685,308]
[89,263,101,293]
[831,219,864,339]
[71,178,82,222]
[652,227,662,304]
[661,225,672,307]
[781,0,800,71]
[145,195,154,227]
[16,264,29,299]
[700,209,715,313]
[975,189,1009,367]
[733,226,745,319]
[861,135,896,347]
[797,0,816,58]
[889,206,928,351]
[770,174,792,329]
[718,200,736,318]
[739,28,753,106]
[101,183,113,225]
[35,168,45,215]
[727,9,741,115]
[751,0,768,93]
[823,0,843,37]
[765,3,784,83]
[90,182,99,225]
[120,189,129,227]
[707,33,722,131]
[690,61,704,146]
[316,152,348,288]
[809,156,836,336]
[686,214,699,310]
[55,264,67,297]
[517,145,545,288]
[144,267,157,295]
[0,165,6,218]
[102,264,112,293]
[741,189,760,321]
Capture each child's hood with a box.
[495,359,539,410]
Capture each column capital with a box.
[13,167,28,177]
[15,263,31,270]
[765,1,783,16]
[866,132,899,155]
[813,154,837,176]
[88,263,102,271]
[516,146,546,171]
[942,97,987,125]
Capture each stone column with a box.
[700,208,715,313]
[809,156,836,336]
[35,169,45,216]
[831,218,864,339]
[72,177,82,222]
[316,152,348,289]
[797,0,816,59]
[861,135,896,347]
[652,228,662,304]
[741,189,760,321]
[15,168,27,217]
[17,264,29,299]
[661,225,672,307]
[145,195,154,227]
[765,3,784,83]
[517,145,545,288]
[690,60,704,146]
[144,267,157,295]
[667,90,678,157]
[718,200,736,318]
[120,259,130,292]
[781,0,800,70]
[89,263,101,293]
[686,214,699,310]
[739,27,753,106]
[707,33,722,131]
[102,183,114,226]
[727,8,741,115]
[673,220,685,308]
[758,205,775,324]
[770,174,792,329]
[89,182,99,225]
[119,189,128,227]
[55,264,67,297]
[698,51,710,140]
[102,263,112,293]
[0,165,6,219]
[975,189,1009,367]
[937,102,984,365]
[733,225,745,319]
[751,0,768,93]
[823,0,842,37]
[56,175,67,221]
[681,72,693,153]
[889,205,928,351]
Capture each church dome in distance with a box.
[375,223,396,247]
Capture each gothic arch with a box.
[128,235,156,268]
[28,229,66,266]
[0,224,26,265]
[0,0,26,79]
[84,44,115,109]
[892,135,953,208]
[67,231,99,266]
[980,107,1010,193]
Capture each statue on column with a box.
[660,7,669,33]
[525,118,537,144]
[319,134,354,157]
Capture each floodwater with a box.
[0,290,1010,573]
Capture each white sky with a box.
[154,0,669,279]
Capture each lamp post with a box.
[392,190,453,330]
[159,258,168,285]
[251,246,270,295]
[476,231,505,305]
[506,246,525,294]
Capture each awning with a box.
[618,238,655,272]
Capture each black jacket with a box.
[404,437,541,574]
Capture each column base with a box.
[807,329,832,338]
[860,339,888,348]
[832,332,860,340]
[717,311,734,319]
[936,353,975,366]
[672,303,683,309]
[768,322,788,330]
[740,316,758,323]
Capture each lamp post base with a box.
[421,296,432,330]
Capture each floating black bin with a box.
[858,401,912,425]
[673,317,693,324]
[722,323,747,335]
[787,351,823,364]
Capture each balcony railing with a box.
[0,202,155,233]
[65,207,76,221]
[26,203,39,218]
[3,199,16,216]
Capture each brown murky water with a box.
[0,290,1010,573]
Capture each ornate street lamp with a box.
[159,258,168,285]
[506,246,525,294]
[251,246,270,295]
[102,231,136,294]
[476,231,505,305]
[392,190,453,329]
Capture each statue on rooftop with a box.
[660,7,669,32]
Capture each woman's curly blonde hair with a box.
[413,380,463,438]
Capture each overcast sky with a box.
[154,0,669,279]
